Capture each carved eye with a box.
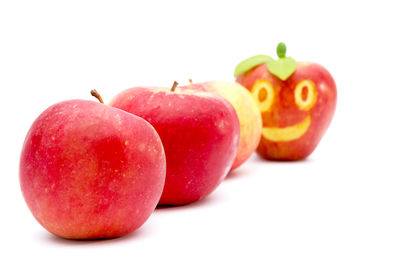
[251,80,274,113]
[294,79,317,111]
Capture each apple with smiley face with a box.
[235,43,337,160]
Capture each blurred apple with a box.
[110,82,240,205]
[183,80,262,171]
[235,43,337,160]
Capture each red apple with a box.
[182,81,262,171]
[235,43,337,160]
[19,94,166,239]
[109,82,240,205]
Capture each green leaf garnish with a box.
[234,42,297,81]
[234,55,273,77]
[266,56,297,80]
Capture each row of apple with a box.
[19,43,336,240]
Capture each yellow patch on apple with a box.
[262,115,311,142]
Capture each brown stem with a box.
[90,89,104,104]
[170,81,179,92]
[189,78,193,84]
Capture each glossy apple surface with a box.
[20,100,166,239]
[183,81,262,171]
[110,86,240,205]
[236,62,337,160]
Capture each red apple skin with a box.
[20,100,166,239]
[110,87,240,205]
[182,81,262,172]
[236,62,337,160]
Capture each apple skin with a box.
[182,81,262,171]
[110,87,240,205]
[19,100,166,239]
[236,62,337,160]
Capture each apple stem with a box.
[277,42,287,58]
[171,81,179,92]
[189,79,193,84]
[90,89,104,104]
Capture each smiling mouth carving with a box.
[262,115,311,142]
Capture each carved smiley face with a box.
[251,78,318,142]
[236,59,336,160]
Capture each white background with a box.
[1,0,399,267]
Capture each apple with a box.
[235,43,337,160]
[109,82,240,205]
[182,80,262,171]
[19,91,166,239]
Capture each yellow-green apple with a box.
[19,93,166,239]
[182,81,262,171]
[109,82,240,205]
[235,43,337,160]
